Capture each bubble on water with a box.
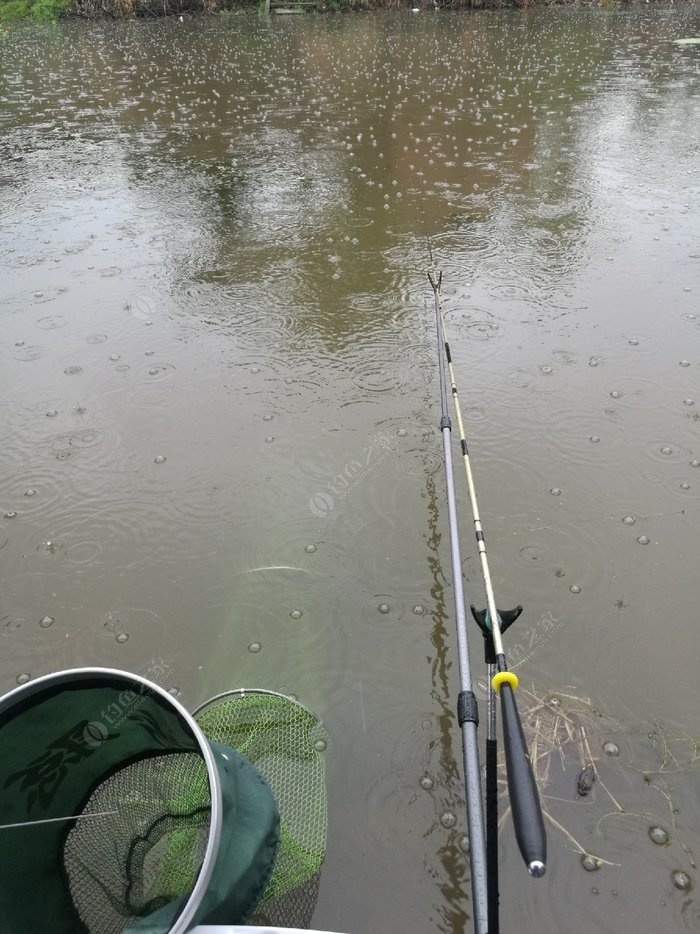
[265,436,274,443]
[603,741,620,756]
[290,608,303,620]
[248,641,262,653]
[24,489,37,497]
[440,811,457,829]
[648,825,669,846]
[251,367,260,374]
[116,632,129,644]
[540,365,553,375]
[588,357,601,367]
[16,673,31,685]
[581,854,601,872]
[304,544,317,554]
[64,366,83,376]
[397,428,408,437]
[660,446,673,456]
[154,455,167,464]
[378,603,391,614]
[550,487,562,496]
[37,540,65,556]
[5,511,17,519]
[419,775,434,790]
[679,360,690,367]
[15,339,25,347]
[680,482,691,490]
[412,604,427,615]
[623,516,636,526]
[109,353,120,362]
[637,535,650,545]
[589,436,600,444]
[167,686,181,697]
[263,414,273,422]
[39,615,55,628]
[683,399,695,406]
[569,584,581,594]
[671,870,692,892]
[46,409,58,418]
[458,834,469,855]
[628,339,639,346]
[314,738,327,752]
[610,390,622,399]
[691,460,700,468]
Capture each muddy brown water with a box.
[1,7,699,932]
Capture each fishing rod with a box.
[427,264,546,926]
[430,266,490,934]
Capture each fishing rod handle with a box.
[499,683,547,876]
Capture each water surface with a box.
[1,7,699,932]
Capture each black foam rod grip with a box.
[500,683,547,875]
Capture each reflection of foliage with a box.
[499,688,699,872]
[0,0,69,21]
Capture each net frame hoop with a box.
[0,666,224,934]
[193,688,321,725]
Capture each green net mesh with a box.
[63,752,211,932]
[0,675,326,933]
[195,689,328,909]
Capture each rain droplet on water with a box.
[671,870,692,892]
[290,609,303,620]
[314,738,327,752]
[637,535,650,545]
[581,854,601,872]
[550,487,562,496]
[16,673,31,685]
[154,455,167,464]
[610,390,622,399]
[412,604,427,615]
[419,775,434,790]
[304,544,317,554]
[440,811,457,829]
[248,642,262,654]
[603,741,620,756]
[378,603,391,614]
[660,446,673,456]
[39,615,54,628]
[116,632,129,644]
[623,516,636,526]
[569,584,581,594]
[648,825,669,846]
[589,436,600,444]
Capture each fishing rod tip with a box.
[528,860,546,878]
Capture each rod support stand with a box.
[471,605,523,665]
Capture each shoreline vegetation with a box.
[0,0,668,25]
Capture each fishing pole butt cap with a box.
[528,860,546,878]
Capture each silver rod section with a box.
[434,282,489,934]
